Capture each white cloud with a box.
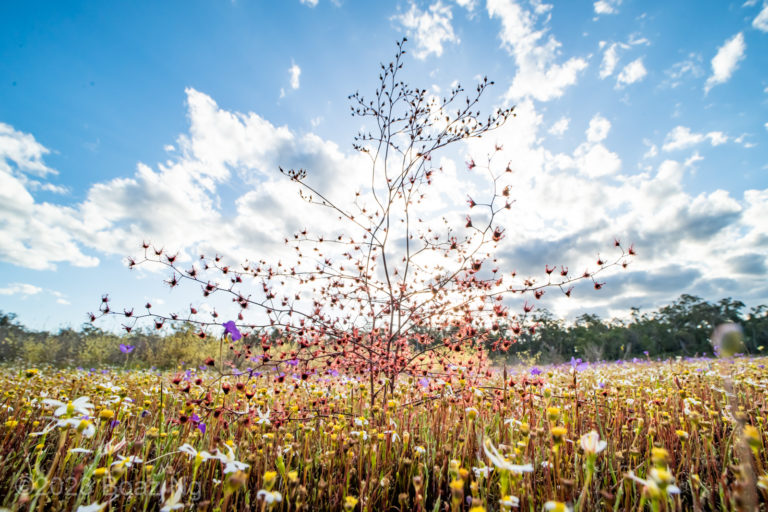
[0,125,98,270]
[662,126,729,152]
[706,131,728,146]
[487,0,588,102]
[394,1,459,60]
[593,0,622,15]
[616,57,647,87]
[289,62,301,90]
[0,122,57,178]
[0,283,42,296]
[627,33,650,46]
[599,42,622,79]
[461,97,767,323]
[684,151,704,169]
[548,116,570,136]
[0,89,372,271]
[663,54,703,88]
[3,86,766,324]
[454,0,477,11]
[300,0,318,6]
[642,140,658,159]
[571,116,620,177]
[705,32,746,93]
[586,114,611,143]
[574,142,621,177]
[753,4,768,31]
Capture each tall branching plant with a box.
[94,39,633,409]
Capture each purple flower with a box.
[190,413,200,423]
[570,358,588,372]
[197,422,206,434]
[327,369,339,377]
[530,367,542,376]
[418,377,430,387]
[286,359,299,367]
[119,343,135,354]
[222,321,242,341]
[110,420,120,428]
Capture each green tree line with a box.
[1,294,766,368]
[491,294,768,363]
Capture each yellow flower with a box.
[551,426,567,443]
[744,425,761,450]
[99,409,115,420]
[651,447,669,466]
[93,467,108,478]
[263,470,277,490]
[4,419,18,429]
[546,407,560,421]
[343,496,359,511]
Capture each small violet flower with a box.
[222,321,242,341]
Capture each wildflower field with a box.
[2,356,768,511]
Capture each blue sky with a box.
[1,0,767,331]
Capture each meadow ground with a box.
[1,357,767,511]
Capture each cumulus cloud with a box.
[462,97,766,318]
[585,115,611,143]
[0,124,98,270]
[573,116,621,178]
[289,62,301,90]
[393,1,459,60]
[487,0,588,102]
[662,126,729,152]
[0,89,369,271]
[662,54,703,88]
[593,0,622,15]
[616,57,647,87]
[548,116,570,136]
[2,86,766,323]
[299,0,318,6]
[753,3,768,31]
[454,0,477,11]
[0,123,57,178]
[0,283,42,296]
[599,42,623,79]
[705,32,746,93]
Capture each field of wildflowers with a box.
[2,40,764,512]
[2,355,767,511]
